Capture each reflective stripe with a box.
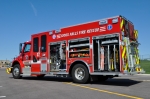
[125,62,128,70]
[135,48,139,65]
[23,60,50,64]
[120,18,124,31]
[122,46,126,58]
[23,60,41,64]
[121,38,129,71]
[122,38,126,58]
[134,30,138,40]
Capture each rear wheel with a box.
[72,64,89,84]
[12,64,22,79]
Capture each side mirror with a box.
[19,43,22,54]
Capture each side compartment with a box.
[49,41,67,72]
[68,38,90,58]
[93,34,120,72]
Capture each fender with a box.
[11,60,24,73]
[69,60,91,75]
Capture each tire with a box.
[72,64,89,84]
[98,76,108,82]
[12,64,22,79]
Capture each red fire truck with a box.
[6,15,145,84]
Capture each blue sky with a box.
[0,0,150,60]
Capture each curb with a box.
[136,74,150,76]
[0,67,7,69]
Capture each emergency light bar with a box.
[112,18,118,23]
[49,31,53,35]
[99,19,108,25]
[55,29,61,33]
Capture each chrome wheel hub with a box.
[75,67,85,80]
[13,68,19,76]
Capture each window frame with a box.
[41,35,47,52]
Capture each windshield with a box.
[24,44,31,53]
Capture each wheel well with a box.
[12,61,20,67]
[69,61,89,77]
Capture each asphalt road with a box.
[0,68,150,99]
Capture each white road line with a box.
[0,96,6,98]
[0,86,6,98]
[143,80,150,81]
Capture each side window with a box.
[41,35,46,52]
[33,37,39,52]
[24,44,31,53]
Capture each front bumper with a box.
[6,67,12,74]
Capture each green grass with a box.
[140,60,150,74]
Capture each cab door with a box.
[31,35,41,73]
[40,34,48,72]
[22,43,31,65]
[31,34,48,73]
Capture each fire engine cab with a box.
[6,15,145,84]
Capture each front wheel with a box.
[12,64,22,79]
[72,64,89,84]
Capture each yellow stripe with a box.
[122,38,126,58]
[122,38,129,71]
[65,83,143,99]
[137,56,139,64]
[135,48,140,65]
[135,31,137,39]
[136,30,138,38]
[120,19,124,29]
[134,30,137,39]
[136,56,139,64]
[122,46,126,58]
[135,55,137,64]
[134,30,138,39]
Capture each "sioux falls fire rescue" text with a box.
[56,26,106,39]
